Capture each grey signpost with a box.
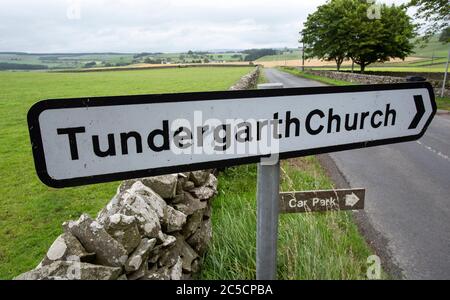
[256,83,283,280]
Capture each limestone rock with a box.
[180,240,199,273]
[41,232,95,266]
[148,233,177,264]
[203,204,212,220]
[191,259,201,273]
[104,214,141,254]
[126,181,167,223]
[118,193,161,238]
[187,218,212,256]
[141,175,178,199]
[164,206,187,233]
[171,193,184,204]
[206,173,218,189]
[100,181,167,226]
[176,173,188,195]
[142,265,171,280]
[127,264,147,280]
[15,261,121,280]
[183,180,195,191]
[63,214,128,268]
[125,238,156,273]
[190,170,211,186]
[170,256,183,280]
[190,186,216,201]
[158,235,183,267]
[182,210,204,239]
[173,192,206,216]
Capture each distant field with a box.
[0,66,252,279]
[0,53,135,69]
[257,50,302,62]
[412,37,449,58]
[0,51,248,70]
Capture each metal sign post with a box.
[256,83,283,280]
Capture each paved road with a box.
[265,68,450,279]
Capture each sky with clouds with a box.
[0,0,412,53]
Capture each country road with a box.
[264,68,450,279]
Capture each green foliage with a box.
[200,158,375,279]
[439,27,450,44]
[243,49,279,61]
[408,0,450,40]
[301,0,354,70]
[302,0,416,72]
[0,62,48,70]
[436,96,450,111]
[0,66,252,279]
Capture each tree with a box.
[301,0,415,73]
[408,0,449,40]
[439,27,450,43]
[347,1,416,72]
[301,0,353,71]
[409,1,449,97]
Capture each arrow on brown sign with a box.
[279,188,365,214]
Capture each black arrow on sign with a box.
[408,95,425,130]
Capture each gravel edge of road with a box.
[316,154,405,280]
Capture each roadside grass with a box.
[436,97,450,111]
[278,67,450,112]
[278,66,355,86]
[200,158,374,279]
[0,66,252,279]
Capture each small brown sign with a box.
[279,188,365,213]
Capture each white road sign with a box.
[28,82,436,187]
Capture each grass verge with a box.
[200,158,375,279]
[278,66,355,86]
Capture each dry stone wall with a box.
[304,69,449,97]
[229,66,260,90]
[15,171,217,280]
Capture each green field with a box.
[0,51,248,70]
[412,37,449,58]
[0,66,252,279]
[0,53,136,69]
[200,158,375,279]
[257,49,301,62]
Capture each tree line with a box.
[301,0,416,72]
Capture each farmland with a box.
[0,51,248,71]
[257,36,449,73]
[0,66,252,279]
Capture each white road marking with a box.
[416,140,450,162]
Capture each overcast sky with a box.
[0,0,411,53]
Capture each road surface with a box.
[264,68,450,279]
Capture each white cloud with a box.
[0,0,412,53]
